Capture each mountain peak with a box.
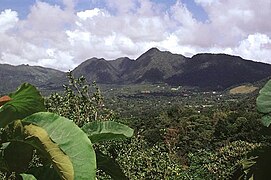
[2,49,271,93]
[136,47,161,61]
[145,47,161,54]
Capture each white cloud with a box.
[77,8,105,20]
[0,0,271,71]
[234,33,271,63]
[0,9,18,33]
[37,50,75,71]
[0,2,77,70]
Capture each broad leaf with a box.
[0,83,45,128]
[23,112,96,180]
[24,124,74,180]
[261,115,271,127]
[20,174,37,180]
[82,121,134,143]
[96,150,128,180]
[257,80,271,126]
[257,80,271,114]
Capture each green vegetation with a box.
[1,72,271,179]
[232,79,271,179]
[99,79,271,179]
[0,80,133,179]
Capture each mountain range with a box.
[1,47,271,94]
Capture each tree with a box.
[0,83,133,179]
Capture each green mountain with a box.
[128,48,187,83]
[166,53,271,90]
[0,64,65,94]
[1,48,271,94]
[72,58,121,83]
[73,48,271,90]
[72,48,188,84]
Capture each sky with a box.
[0,0,271,71]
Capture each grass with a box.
[229,85,258,94]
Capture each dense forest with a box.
[45,73,271,179]
[1,72,271,179]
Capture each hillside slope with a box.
[0,64,65,94]
[2,48,271,93]
[72,49,271,90]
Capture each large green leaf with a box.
[82,121,134,143]
[96,150,128,180]
[0,83,45,128]
[257,80,271,127]
[23,112,96,180]
[24,124,74,180]
[257,80,271,114]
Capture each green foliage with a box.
[20,173,37,180]
[96,150,128,180]
[46,71,115,127]
[187,141,261,179]
[3,71,268,179]
[23,112,96,179]
[45,73,134,179]
[115,137,183,179]
[213,112,265,144]
[0,84,97,179]
[256,79,271,126]
[0,83,45,128]
[0,82,133,180]
[24,124,74,179]
[234,146,271,179]
[108,86,271,179]
[233,79,271,179]
[82,121,133,143]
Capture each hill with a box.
[1,48,271,94]
[0,64,65,94]
[166,53,271,89]
[73,48,271,90]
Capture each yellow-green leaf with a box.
[24,124,74,180]
[23,112,96,180]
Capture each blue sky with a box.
[0,0,270,70]
[0,0,208,21]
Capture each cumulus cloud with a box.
[0,9,18,33]
[0,0,270,71]
[234,33,271,64]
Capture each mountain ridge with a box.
[1,48,271,93]
[0,63,65,94]
[72,48,271,90]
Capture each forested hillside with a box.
[46,74,271,179]
[2,48,271,94]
